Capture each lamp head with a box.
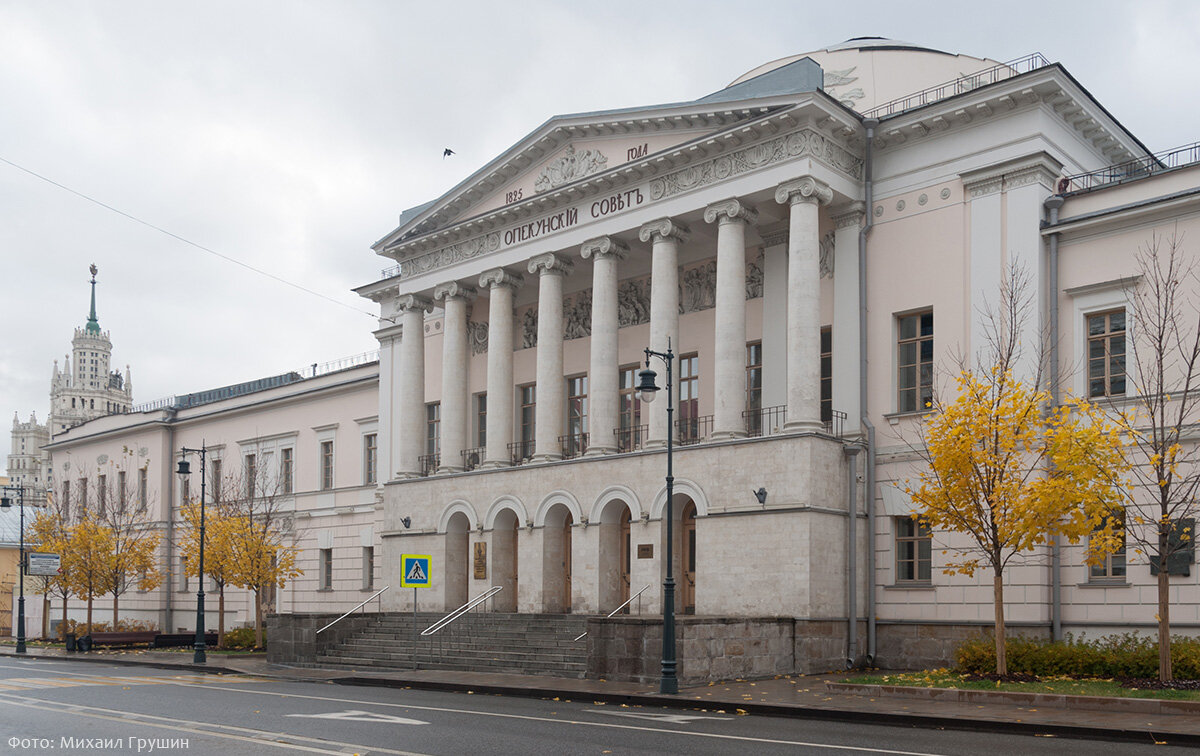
[401,516,412,529]
[636,368,660,403]
[176,459,191,477]
[0,496,10,509]
[754,487,768,505]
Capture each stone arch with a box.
[491,507,520,612]
[649,477,709,520]
[485,494,529,530]
[438,499,479,534]
[588,484,643,525]
[444,510,471,610]
[534,490,583,528]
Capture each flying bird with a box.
[443,148,455,159]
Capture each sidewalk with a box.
[3,645,1198,747]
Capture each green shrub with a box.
[955,632,1200,678]
[60,618,158,637]
[220,626,263,650]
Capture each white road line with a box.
[0,693,430,756]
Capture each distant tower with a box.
[7,412,49,500]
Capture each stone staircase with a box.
[313,612,592,678]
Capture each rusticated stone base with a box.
[875,622,1050,670]
[266,612,379,664]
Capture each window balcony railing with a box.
[675,415,713,447]
[418,453,439,477]
[743,405,786,438]
[559,432,588,460]
[615,424,648,453]
[461,447,484,471]
[508,440,535,466]
[824,409,847,437]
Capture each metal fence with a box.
[1062,140,1200,193]
[863,53,1050,119]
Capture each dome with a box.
[729,38,1004,112]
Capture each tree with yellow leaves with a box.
[97,451,162,628]
[29,504,70,638]
[179,497,238,646]
[60,518,115,635]
[906,269,1128,675]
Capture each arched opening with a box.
[598,500,632,612]
[662,495,697,614]
[491,509,519,612]
[444,512,470,611]
[541,505,574,613]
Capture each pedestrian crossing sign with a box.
[401,554,432,588]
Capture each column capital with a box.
[396,293,433,313]
[704,198,758,226]
[775,176,833,207]
[831,201,867,229]
[580,235,629,261]
[432,281,478,302]
[638,218,690,244]
[479,268,524,291]
[527,252,575,277]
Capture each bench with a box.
[153,632,218,649]
[87,631,158,647]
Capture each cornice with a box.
[961,152,1064,198]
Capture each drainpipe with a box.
[860,118,878,664]
[844,445,861,668]
[1045,194,1065,641]
[163,406,177,633]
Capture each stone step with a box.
[320,647,586,663]
[314,657,587,678]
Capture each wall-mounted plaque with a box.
[637,544,653,559]
[473,542,487,579]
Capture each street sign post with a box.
[26,553,61,577]
[401,554,432,669]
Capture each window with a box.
[80,478,91,513]
[426,403,441,456]
[519,384,536,451]
[137,468,147,512]
[476,393,488,448]
[280,448,294,495]
[897,311,933,413]
[821,327,833,424]
[566,375,587,456]
[320,441,334,490]
[895,518,932,583]
[181,477,190,507]
[678,353,700,440]
[363,433,378,485]
[97,475,107,517]
[362,546,375,591]
[319,548,333,590]
[618,365,642,451]
[745,342,763,435]
[245,453,257,499]
[117,471,127,512]
[179,557,189,592]
[61,481,70,520]
[1087,310,1126,398]
[1151,518,1194,577]
[210,458,222,503]
[1090,510,1127,581]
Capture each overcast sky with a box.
[2,0,1197,463]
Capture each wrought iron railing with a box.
[508,440,535,466]
[381,262,402,279]
[559,432,588,460]
[461,447,485,471]
[743,405,786,438]
[418,453,439,477]
[863,53,1050,119]
[675,415,713,447]
[615,424,648,453]
[1061,140,1200,193]
[824,409,847,437]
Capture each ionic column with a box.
[775,176,833,432]
[372,322,403,484]
[580,236,628,457]
[831,203,865,436]
[528,253,574,462]
[433,281,477,472]
[479,268,523,469]
[396,293,432,478]
[704,199,758,440]
[639,218,688,449]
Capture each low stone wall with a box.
[875,622,1050,670]
[266,612,380,665]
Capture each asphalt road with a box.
[0,658,1176,755]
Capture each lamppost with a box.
[176,444,207,664]
[636,342,677,694]
[0,485,26,654]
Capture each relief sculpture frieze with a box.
[534,144,609,193]
[746,254,764,300]
[520,308,538,350]
[617,278,650,327]
[467,321,489,355]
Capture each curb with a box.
[0,650,242,676]
[829,681,1200,716]
[330,674,1200,747]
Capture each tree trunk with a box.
[60,594,67,639]
[218,586,225,649]
[1158,566,1173,682]
[993,573,1007,676]
[255,589,264,649]
[42,593,50,639]
[112,594,119,630]
[86,598,93,635]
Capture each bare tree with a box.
[97,449,161,629]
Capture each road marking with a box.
[0,693,431,756]
[0,670,266,691]
[285,709,429,725]
[590,709,730,724]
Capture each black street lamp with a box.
[1,485,27,654]
[176,444,208,664]
[636,342,677,695]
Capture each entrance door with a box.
[562,513,573,612]
[681,502,696,614]
[619,509,632,611]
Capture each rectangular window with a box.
[181,477,190,507]
[618,365,642,451]
[245,453,257,500]
[280,448,294,495]
[320,441,334,490]
[1090,510,1127,581]
[362,546,375,591]
[179,557,189,592]
[210,458,222,503]
[519,384,536,448]
[678,354,700,441]
[426,403,441,456]
[1087,309,1126,398]
[897,311,934,413]
[746,341,763,435]
[363,433,378,485]
[97,475,107,518]
[821,327,833,424]
[117,471,127,512]
[1151,517,1195,577]
[895,518,932,583]
[566,375,588,457]
[61,481,70,520]
[476,393,488,448]
[138,468,147,512]
[320,548,333,591]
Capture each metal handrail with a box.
[421,586,503,636]
[316,585,390,634]
[574,584,651,641]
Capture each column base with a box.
[530,453,563,464]
[783,420,824,433]
[584,445,617,458]
[710,430,747,442]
